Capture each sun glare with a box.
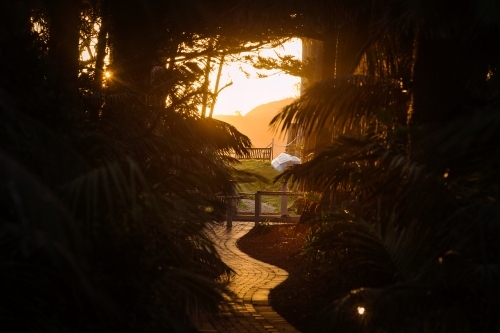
[211,38,302,116]
[81,50,91,62]
[105,71,111,78]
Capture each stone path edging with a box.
[193,222,300,333]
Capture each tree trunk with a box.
[321,34,336,80]
[90,0,109,121]
[0,2,47,118]
[412,37,469,127]
[208,55,225,118]
[201,56,212,118]
[411,35,472,162]
[314,25,369,154]
[46,0,81,94]
[334,23,369,78]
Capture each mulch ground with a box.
[236,223,333,333]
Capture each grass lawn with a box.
[231,159,297,212]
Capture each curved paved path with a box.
[194,222,300,333]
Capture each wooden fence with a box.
[234,147,273,161]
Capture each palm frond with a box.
[0,149,112,331]
[271,75,410,137]
[0,93,89,185]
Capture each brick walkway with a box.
[193,222,300,333]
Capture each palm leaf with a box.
[271,75,410,137]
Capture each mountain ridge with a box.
[213,98,295,158]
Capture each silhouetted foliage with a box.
[3,0,500,332]
[270,1,500,332]
[0,1,258,332]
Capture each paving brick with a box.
[193,222,301,333]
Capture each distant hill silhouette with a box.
[213,98,295,158]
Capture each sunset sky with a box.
[82,38,302,117]
[211,38,302,116]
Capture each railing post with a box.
[226,199,233,229]
[271,138,274,161]
[280,181,288,216]
[255,191,261,225]
[226,180,237,229]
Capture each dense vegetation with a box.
[270,1,500,332]
[0,1,259,332]
[2,0,499,332]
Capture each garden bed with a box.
[236,224,334,333]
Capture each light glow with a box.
[211,38,302,116]
[81,50,91,62]
[357,307,365,315]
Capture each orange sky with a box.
[211,38,302,116]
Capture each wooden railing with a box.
[234,147,273,161]
[218,180,304,227]
[253,190,304,224]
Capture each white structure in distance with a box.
[271,152,301,171]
